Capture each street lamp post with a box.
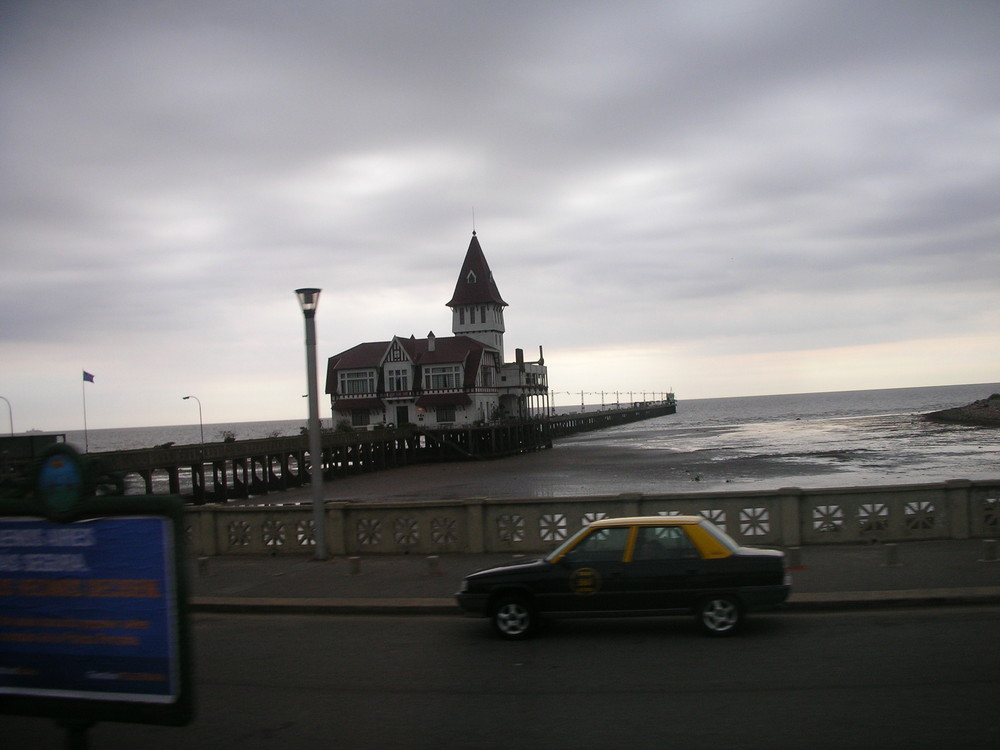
[0,396,12,436]
[182,395,204,449]
[296,287,328,561]
[182,395,206,502]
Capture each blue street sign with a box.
[1,516,181,703]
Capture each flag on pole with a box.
[81,371,94,451]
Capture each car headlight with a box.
[459,579,469,593]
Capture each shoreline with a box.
[229,437,998,507]
[231,444,750,504]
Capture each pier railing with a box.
[185,478,1000,556]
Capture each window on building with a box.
[480,305,486,323]
[466,271,477,284]
[386,368,409,392]
[424,365,461,390]
[351,410,371,427]
[339,370,376,394]
[437,405,456,423]
[459,308,465,325]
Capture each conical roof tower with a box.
[447,232,507,357]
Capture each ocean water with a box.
[62,418,311,454]
[52,382,1000,497]
[554,382,1000,493]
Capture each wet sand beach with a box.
[240,441,842,506]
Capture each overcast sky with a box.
[2,0,999,431]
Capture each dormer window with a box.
[425,365,461,390]
[466,271,477,284]
[386,367,409,392]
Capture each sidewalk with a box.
[187,538,1000,615]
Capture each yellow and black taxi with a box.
[456,515,791,638]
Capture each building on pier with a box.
[325,232,549,429]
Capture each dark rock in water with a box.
[925,393,1000,426]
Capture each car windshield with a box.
[544,526,591,562]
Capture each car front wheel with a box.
[696,595,742,636]
[491,595,536,640]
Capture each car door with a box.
[536,526,633,613]
[620,525,707,610]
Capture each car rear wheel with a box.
[491,595,536,640]
[696,595,742,636]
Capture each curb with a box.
[784,586,1000,612]
[191,596,460,615]
[190,587,1000,616]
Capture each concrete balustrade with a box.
[183,479,1000,557]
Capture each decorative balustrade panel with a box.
[184,479,1000,556]
[484,500,618,552]
[799,485,958,544]
[343,503,467,555]
[972,487,1000,537]
[193,508,318,555]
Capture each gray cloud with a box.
[2,0,999,429]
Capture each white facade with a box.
[325,234,547,429]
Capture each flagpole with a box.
[82,371,89,453]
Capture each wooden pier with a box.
[82,400,677,503]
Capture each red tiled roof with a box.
[327,342,388,369]
[418,335,483,365]
[325,342,388,393]
[325,336,496,394]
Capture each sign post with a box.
[1,444,193,745]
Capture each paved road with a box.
[6,607,999,749]
[186,538,1000,614]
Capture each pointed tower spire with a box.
[447,232,507,358]
[447,232,508,307]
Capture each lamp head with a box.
[295,288,321,315]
